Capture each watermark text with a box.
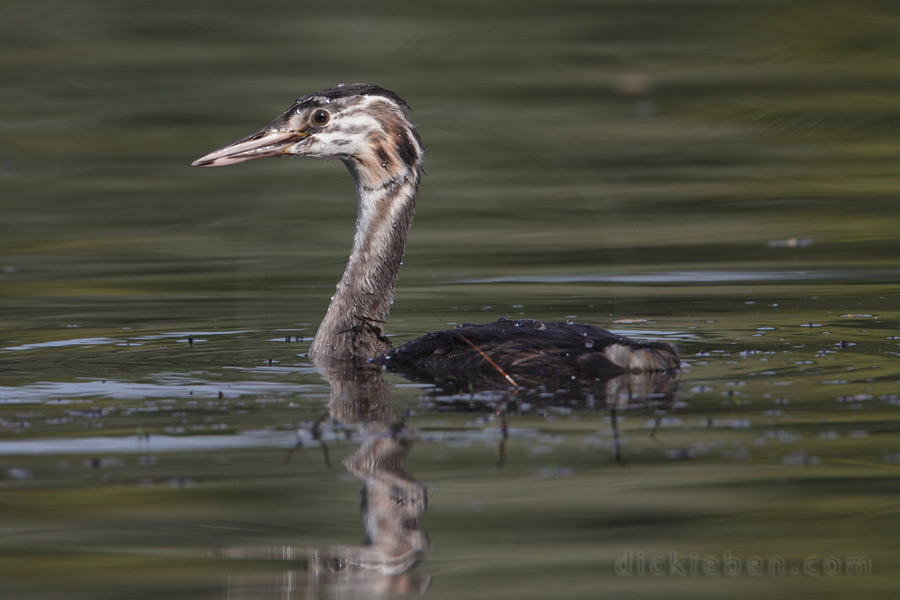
[615,551,870,577]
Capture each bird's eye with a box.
[310,109,330,126]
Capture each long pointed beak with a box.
[191,128,308,167]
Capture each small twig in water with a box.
[495,409,508,468]
[347,314,392,348]
[311,414,332,469]
[610,405,625,466]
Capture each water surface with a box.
[1,1,898,598]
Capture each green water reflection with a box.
[2,0,899,598]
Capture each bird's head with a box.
[192,83,424,188]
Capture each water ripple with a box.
[0,377,322,404]
[459,269,900,285]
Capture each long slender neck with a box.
[309,165,419,362]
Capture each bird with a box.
[192,83,679,388]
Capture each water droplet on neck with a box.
[535,322,546,331]
[584,340,595,349]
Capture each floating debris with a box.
[767,237,814,248]
[782,451,821,466]
[6,467,33,481]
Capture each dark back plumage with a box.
[378,318,679,389]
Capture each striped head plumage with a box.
[192,83,424,190]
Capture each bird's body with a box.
[378,318,678,390]
[193,83,679,385]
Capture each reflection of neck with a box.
[215,363,430,593]
[316,362,429,578]
[309,166,419,362]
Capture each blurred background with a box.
[3,0,898,338]
[1,1,898,598]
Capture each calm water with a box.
[2,1,899,598]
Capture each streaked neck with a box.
[309,165,419,362]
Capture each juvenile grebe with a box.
[192,83,678,385]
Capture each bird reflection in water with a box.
[216,364,678,598]
[218,362,430,598]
